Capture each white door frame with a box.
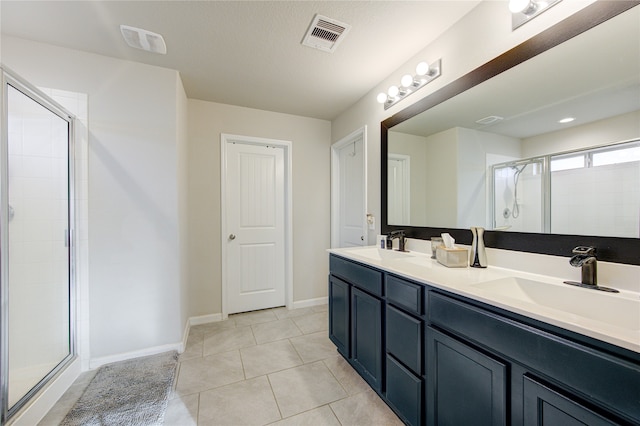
[220,133,293,319]
[331,126,367,248]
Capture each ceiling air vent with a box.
[120,25,167,55]
[302,14,351,53]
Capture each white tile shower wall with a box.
[493,167,543,233]
[551,162,640,237]
[7,106,69,372]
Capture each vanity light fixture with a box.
[377,59,442,110]
[509,0,562,30]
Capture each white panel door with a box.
[338,138,365,247]
[225,142,285,314]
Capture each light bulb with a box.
[376,92,388,104]
[401,74,414,88]
[415,62,430,76]
[388,85,399,97]
[509,0,536,14]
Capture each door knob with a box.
[361,236,364,241]
[229,234,236,240]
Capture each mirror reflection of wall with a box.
[389,127,521,229]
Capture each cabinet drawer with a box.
[429,291,640,423]
[330,254,383,296]
[386,275,423,315]
[386,355,423,426]
[386,305,422,375]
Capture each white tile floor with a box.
[39,305,402,425]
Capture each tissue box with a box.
[436,246,468,268]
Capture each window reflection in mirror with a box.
[549,140,639,237]
[486,139,640,238]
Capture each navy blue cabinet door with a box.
[387,355,423,426]
[523,376,618,426]
[427,327,508,426]
[329,275,350,357]
[351,287,383,391]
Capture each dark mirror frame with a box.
[381,0,640,266]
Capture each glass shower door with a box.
[2,78,74,418]
[492,159,545,233]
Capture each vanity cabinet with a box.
[385,275,424,426]
[328,255,383,391]
[428,291,640,425]
[328,254,640,426]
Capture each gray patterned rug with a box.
[61,351,178,426]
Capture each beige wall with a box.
[176,74,190,333]
[187,99,331,317]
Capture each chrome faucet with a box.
[386,230,407,252]
[564,246,619,293]
[570,246,597,285]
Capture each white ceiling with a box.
[0,1,481,121]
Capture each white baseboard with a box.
[292,297,328,309]
[89,343,182,370]
[189,313,223,326]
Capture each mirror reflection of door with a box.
[387,154,410,225]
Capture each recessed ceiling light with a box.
[558,117,575,124]
[475,115,504,125]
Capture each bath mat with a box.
[61,350,178,426]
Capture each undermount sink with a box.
[471,277,640,331]
[352,247,414,261]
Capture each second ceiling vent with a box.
[302,14,351,53]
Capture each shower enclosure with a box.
[491,140,639,237]
[0,68,76,423]
[491,158,547,233]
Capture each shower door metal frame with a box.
[0,66,77,424]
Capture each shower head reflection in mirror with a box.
[490,139,640,238]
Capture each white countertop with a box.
[329,246,640,354]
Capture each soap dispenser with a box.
[470,227,487,268]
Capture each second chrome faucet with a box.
[564,246,619,293]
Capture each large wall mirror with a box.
[382,1,640,265]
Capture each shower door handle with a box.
[64,229,69,247]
